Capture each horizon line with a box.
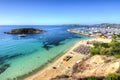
[0,23,119,26]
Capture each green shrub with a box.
[117,34,120,37]
[101,43,110,48]
[100,48,106,55]
[104,59,111,63]
[105,73,119,80]
[114,54,120,58]
[90,35,120,57]
[90,48,100,55]
[88,76,98,80]
[93,42,102,48]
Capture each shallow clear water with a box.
[0,25,91,80]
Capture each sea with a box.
[0,25,91,80]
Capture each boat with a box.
[18,34,26,37]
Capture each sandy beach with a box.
[25,38,111,80]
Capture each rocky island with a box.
[4,28,45,34]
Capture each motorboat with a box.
[18,34,26,37]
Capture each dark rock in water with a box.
[0,53,23,65]
[41,32,82,50]
[0,54,23,74]
[0,62,4,65]
[4,28,45,34]
[0,64,10,74]
[42,39,63,50]
[0,55,9,61]
[0,55,9,65]
[43,44,52,50]
[8,53,23,59]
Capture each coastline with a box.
[17,39,86,80]
[17,51,67,80]
[67,29,93,37]
[24,38,111,80]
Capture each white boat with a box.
[18,34,26,37]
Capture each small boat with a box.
[18,34,26,37]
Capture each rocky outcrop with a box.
[4,28,45,34]
[52,55,120,80]
[72,55,120,78]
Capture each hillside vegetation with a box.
[90,35,120,58]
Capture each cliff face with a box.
[4,28,45,34]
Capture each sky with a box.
[0,0,120,25]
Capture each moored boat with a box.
[18,34,26,37]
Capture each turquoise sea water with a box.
[0,25,91,80]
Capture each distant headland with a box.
[4,28,45,34]
[63,23,120,28]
